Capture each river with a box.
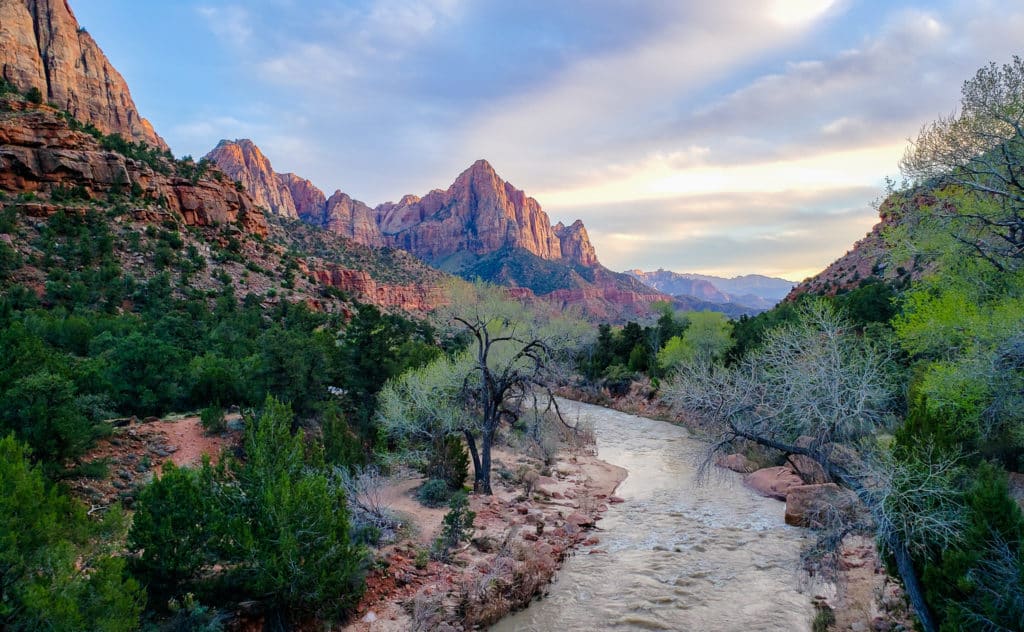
[492,399,817,632]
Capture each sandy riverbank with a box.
[343,445,627,631]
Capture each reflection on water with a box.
[491,400,815,632]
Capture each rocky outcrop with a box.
[715,453,756,474]
[310,264,443,313]
[555,220,598,266]
[205,139,297,218]
[379,159,567,263]
[206,142,604,269]
[282,172,326,221]
[784,483,861,528]
[0,0,167,149]
[786,190,934,300]
[0,98,266,237]
[321,191,383,247]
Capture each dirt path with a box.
[69,414,242,508]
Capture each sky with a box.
[73,0,1024,280]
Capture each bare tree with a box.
[663,300,962,632]
[379,282,588,494]
[337,465,402,543]
[901,56,1024,270]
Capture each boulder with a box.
[787,454,830,484]
[784,483,861,528]
[715,453,756,474]
[744,466,804,501]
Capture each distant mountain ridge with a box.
[626,269,795,313]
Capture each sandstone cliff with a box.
[378,159,567,263]
[0,97,265,237]
[555,220,599,267]
[206,142,603,269]
[205,139,298,218]
[0,0,167,149]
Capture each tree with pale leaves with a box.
[378,283,589,494]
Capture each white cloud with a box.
[197,5,252,47]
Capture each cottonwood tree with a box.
[901,56,1024,270]
[378,283,588,494]
[663,301,960,632]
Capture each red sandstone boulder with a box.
[744,466,805,501]
[716,453,756,474]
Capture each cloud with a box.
[197,5,252,47]
[577,187,880,279]
[162,0,1024,279]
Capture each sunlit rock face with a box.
[205,140,299,219]
[0,98,267,237]
[206,144,603,269]
[0,0,167,150]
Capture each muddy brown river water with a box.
[492,400,817,632]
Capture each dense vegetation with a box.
[0,196,439,628]
[646,59,1024,632]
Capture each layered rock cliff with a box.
[205,142,603,269]
[378,159,567,263]
[205,139,298,218]
[0,97,265,237]
[0,0,167,149]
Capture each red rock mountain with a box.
[205,139,299,218]
[0,0,167,150]
[0,98,265,237]
[205,140,601,268]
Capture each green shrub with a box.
[0,370,98,469]
[129,460,221,599]
[414,548,430,570]
[322,403,365,467]
[25,86,43,104]
[417,478,451,508]
[166,593,225,632]
[432,491,476,561]
[0,435,143,630]
[200,405,226,434]
[424,435,469,491]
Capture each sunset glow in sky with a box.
[73,0,1024,279]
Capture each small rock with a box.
[523,532,539,541]
[361,611,377,623]
[608,496,625,504]
[565,512,594,528]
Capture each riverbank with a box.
[342,444,627,631]
[555,388,913,632]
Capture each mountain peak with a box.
[468,158,496,173]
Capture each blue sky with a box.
[73,0,1024,279]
